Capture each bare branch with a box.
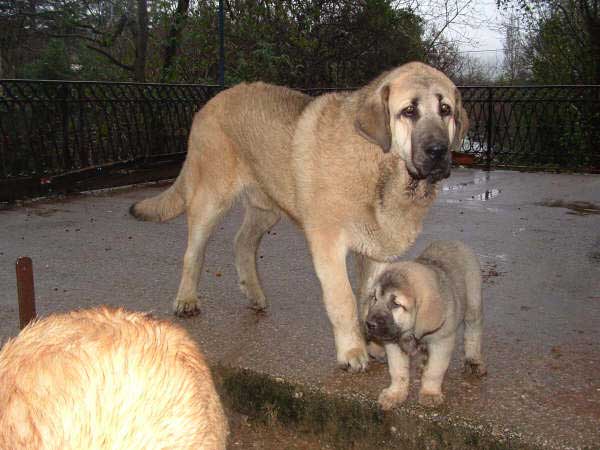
[85,45,133,72]
[44,33,99,44]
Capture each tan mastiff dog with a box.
[0,307,228,450]
[363,240,486,409]
[131,62,469,372]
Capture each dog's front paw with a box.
[339,347,369,373]
[239,281,268,311]
[464,359,487,378]
[247,295,268,311]
[378,387,408,410]
[173,297,201,317]
[418,391,444,407]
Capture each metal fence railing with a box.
[459,85,600,169]
[0,80,220,178]
[1,80,599,201]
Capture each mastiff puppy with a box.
[363,240,486,409]
[0,307,228,450]
[130,62,469,372]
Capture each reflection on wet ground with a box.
[441,171,501,202]
[441,172,491,191]
[473,189,501,201]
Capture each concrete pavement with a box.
[1,168,599,449]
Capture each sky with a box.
[438,0,507,69]
[459,0,505,50]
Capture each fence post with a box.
[16,257,36,329]
[59,84,72,171]
[486,87,493,170]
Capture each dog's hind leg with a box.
[173,114,245,317]
[234,197,280,310]
[174,187,234,317]
[463,269,487,377]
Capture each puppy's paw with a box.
[367,341,387,363]
[418,391,444,407]
[247,296,268,312]
[464,359,487,378]
[339,347,369,373]
[173,297,201,317]
[378,387,408,410]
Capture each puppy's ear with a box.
[355,84,391,152]
[451,89,470,151]
[414,280,445,339]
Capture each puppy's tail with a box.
[130,175,185,222]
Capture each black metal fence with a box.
[460,85,600,169]
[1,80,599,202]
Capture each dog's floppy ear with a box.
[355,84,391,152]
[413,274,445,339]
[451,89,470,151]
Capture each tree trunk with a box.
[161,0,190,82]
[583,12,600,83]
[134,0,148,82]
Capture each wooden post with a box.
[16,257,36,329]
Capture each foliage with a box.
[497,0,600,84]
[2,0,426,87]
[19,39,76,80]
[494,1,600,170]
[172,0,426,87]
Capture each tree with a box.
[497,0,600,84]
[497,0,600,170]
[500,12,530,83]
[411,0,484,56]
[172,0,425,87]
[159,0,190,82]
[6,0,476,86]
[3,0,150,81]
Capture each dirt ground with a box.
[227,409,333,449]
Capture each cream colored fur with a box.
[0,307,228,450]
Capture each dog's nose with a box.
[366,318,378,331]
[425,143,448,159]
[366,314,385,331]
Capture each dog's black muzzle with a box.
[365,312,399,342]
[410,140,452,183]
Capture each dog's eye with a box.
[390,295,407,311]
[401,105,416,118]
[440,103,452,116]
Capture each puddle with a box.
[472,189,501,201]
[442,173,490,192]
[538,200,600,216]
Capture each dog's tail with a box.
[130,175,185,222]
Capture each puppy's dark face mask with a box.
[365,306,401,342]
[364,274,416,346]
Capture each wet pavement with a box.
[1,168,599,449]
